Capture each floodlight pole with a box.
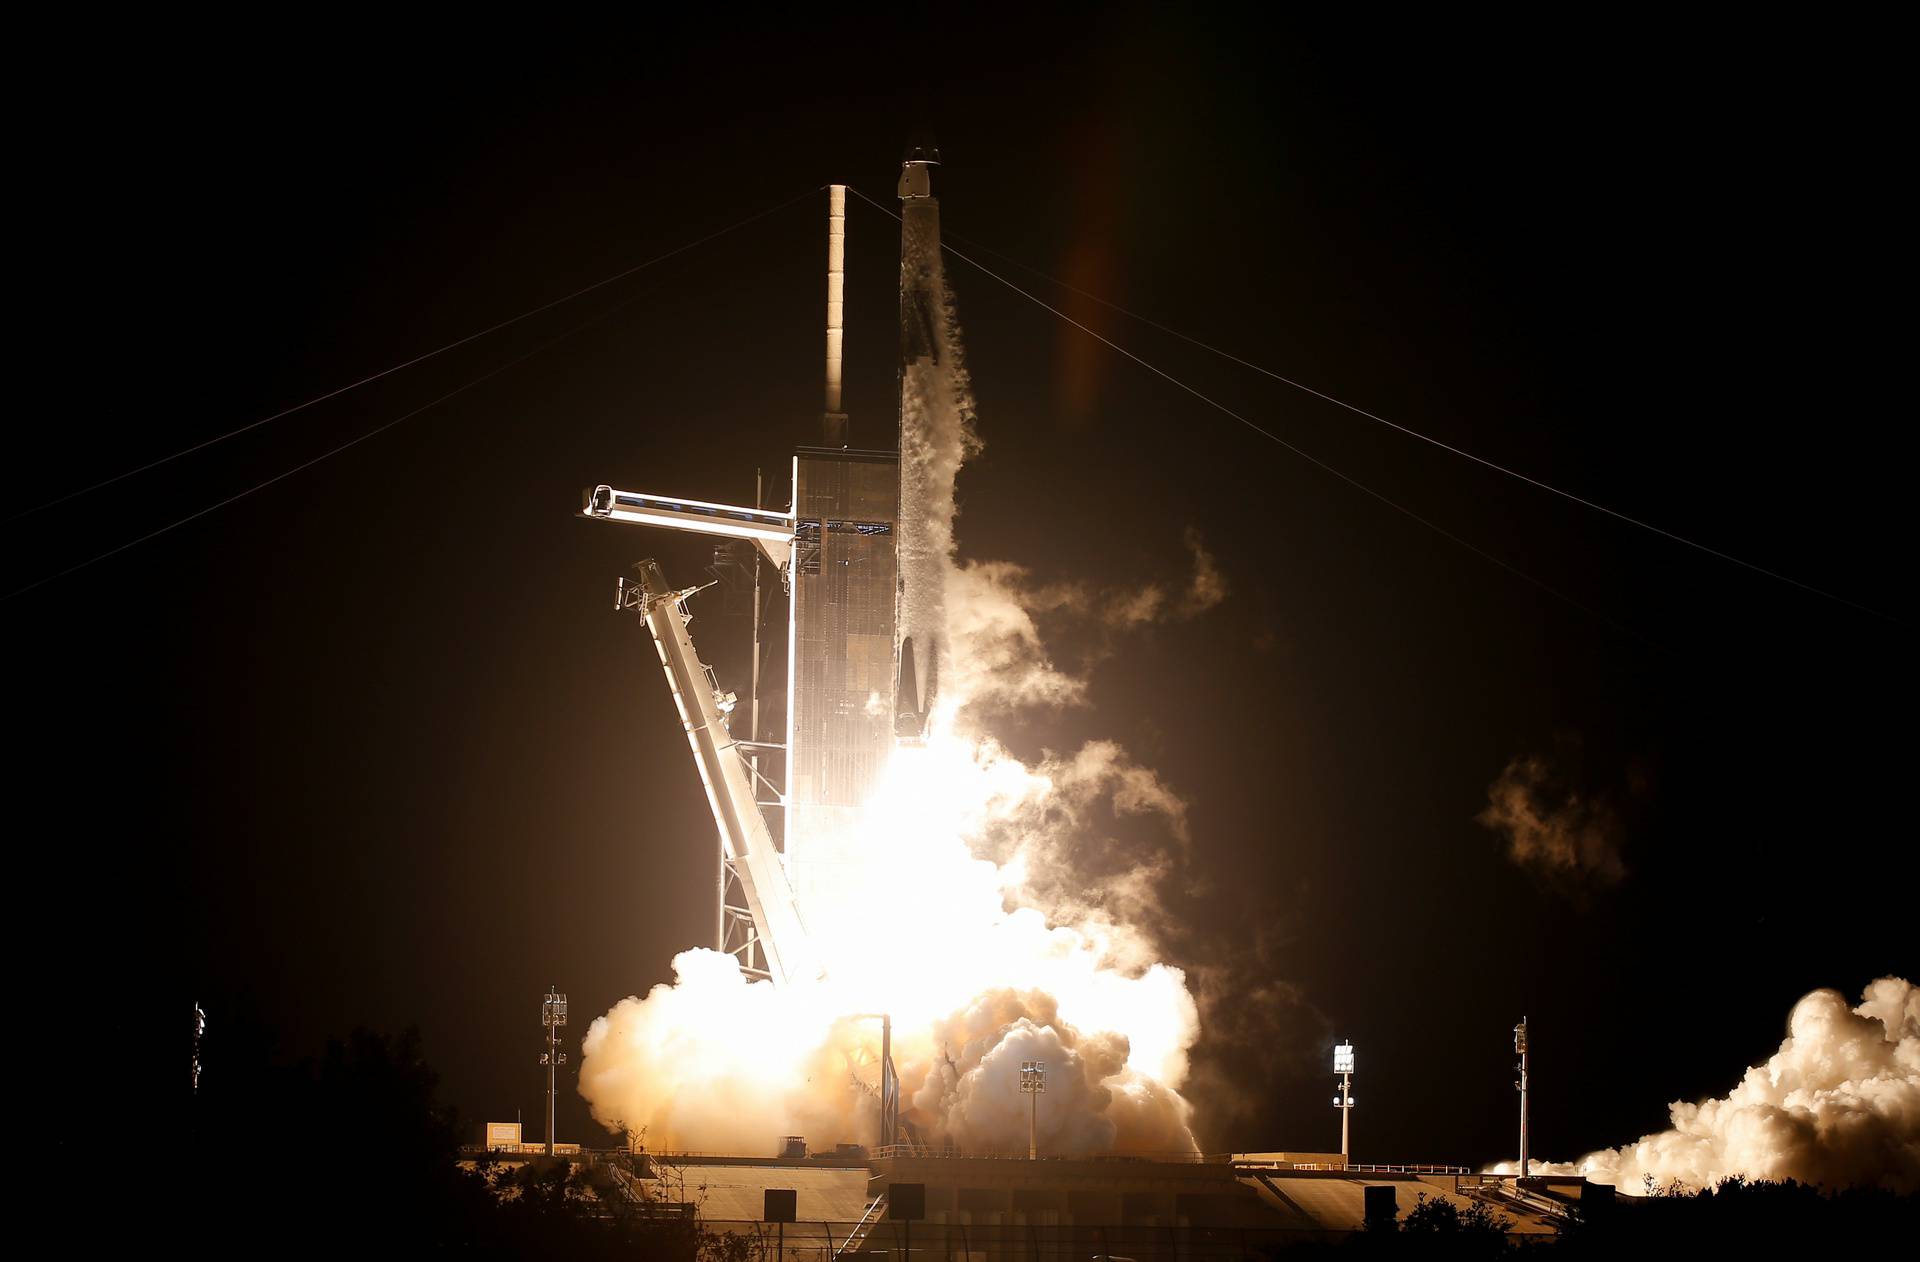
[1514,1018,1530,1179]
[1332,1042,1355,1164]
[1340,1070,1351,1159]
[1020,1061,1046,1160]
[542,987,568,1157]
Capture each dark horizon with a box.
[13,11,1912,1174]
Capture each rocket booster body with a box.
[894,146,948,743]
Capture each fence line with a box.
[688,1219,1351,1261]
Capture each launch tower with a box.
[581,151,946,981]
[786,444,897,907]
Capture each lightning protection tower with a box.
[1514,1018,1530,1178]
[542,988,568,1156]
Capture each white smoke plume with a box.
[1478,752,1627,887]
[577,731,1203,1156]
[916,989,1195,1155]
[966,739,1195,950]
[945,561,1090,712]
[578,227,1216,1158]
[1183,528,1228,611]
[946,529,1226,716]
[1495,978,1920,1193]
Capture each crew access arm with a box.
[585,485,792,568]
[622,558,817,986]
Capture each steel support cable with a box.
[10,186,824,523]
[926,218,1895,626]
[846,186,1646,642]
[4,291,649,602]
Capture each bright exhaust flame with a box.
[578,224,1207,1156]
[579,733,1202,1155]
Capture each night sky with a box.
[16,12,1910,1167]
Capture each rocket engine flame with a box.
[578,213,1207,1157]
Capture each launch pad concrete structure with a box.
[474,1148,1584,1257]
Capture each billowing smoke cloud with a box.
[916,989,1195,1154]
[1497,978,1920,1193]
[1184,528,1227,610]
[576,728,1203,1155]
[946,529,1226,716]
[1477,751,1627,887]
[968,739,1194,950]
[577,222,1218,1158]
[1181,943,1333,1151]
[945,561,1090,712]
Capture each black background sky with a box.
[13,10,1911,1167]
